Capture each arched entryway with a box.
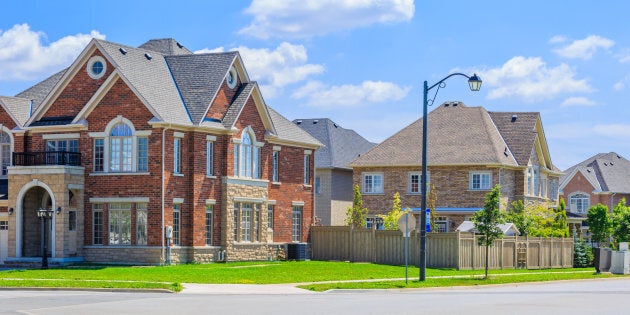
[15,181,57,258]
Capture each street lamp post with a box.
[37,208,54,269]
[420,73,481,281]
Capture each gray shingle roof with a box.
[139,38,193,55]
[488,111,539,166]
[561,152,630,193]
[96,39,192,125]
[267,108,322,148]
[166,52,238,125]
[0,96,31,127]
[15,68,67,111]
[350,102,518,167]
[293,118,376,169]
[222,82,255,128]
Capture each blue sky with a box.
[2,0,630,170]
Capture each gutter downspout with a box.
[161,125,171,264]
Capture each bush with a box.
[573,239,594,268]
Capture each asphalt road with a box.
[1,278,628,315]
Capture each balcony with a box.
[13,151,82,167]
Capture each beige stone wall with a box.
[83,246,162,264]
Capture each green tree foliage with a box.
[573,239,594,268]
[380,192,408,230]
[427,184,438,230]
[586,204,612,246]
[503,200,568,237]
[345,185,368,228]
[612,198,630,247]
[472,185,504,278]
[504,200,531,235]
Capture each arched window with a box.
[109,123,133,172]
[233,128,260,179]
[0,131,10,176]
[569,193,590,214]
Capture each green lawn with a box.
[0,261,614,292]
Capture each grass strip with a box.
[298,271,623,291]
[0,279,181,292]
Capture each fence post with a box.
[456,231,461,270]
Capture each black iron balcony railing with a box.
[13,151,82,167]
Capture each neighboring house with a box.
[349,101,561,232]
[0,38,321,265]
[559,152,630,239]
[293,119,375,225]
[455,221,520,236]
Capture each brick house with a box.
[349,102,561,232]
[293,118,375,225]
[0,38,321,265]
[559,152,630,239]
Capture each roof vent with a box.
[452,102,458,107]
[176,42,184,49]
[444,103,450,107]
[333,123,338,128]
[313,120,318,124]
[296,120,302,125]
[503,147,509,157]
[610,162,614,166]
[604,162,608,166]
[587,169,591,173]
[511,115,518,122]
[119,47,127,55]
[144,53,152,60]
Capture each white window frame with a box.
[173,203,181,245]
[435,216,448,233]
[136,203,147,246]
[408,172,430,194]
[470,171,492,190]
[292,205,303,242]
[174,133,183,174]
[0,127,14,177]
[109,203,131,245]
[89,117,151,174]
[206,135,216,177]
[569,192,590,214]
[205,204,213,246]
[233,127,262,179]
[272,149,280,183]
[304,150,312,185]
[93,204,104,245]
[362,172,384,194]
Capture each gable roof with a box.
[0,96,31,127]
[560,152,630,193]
[15,68,67,112]
[166,52,239,125]
[293,118,376,169]
[488,111,539,166]
[456,220,519,235]
[267,108,322,148]
[350,102,518,167]
[139,38,193,55]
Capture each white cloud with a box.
[614,81,625,91]
[548,35,567,44]
[194,47,225,54]
[561,97,596,107]
[593,124,630,138]
[239,0,414,39]
[0,24,105,80]
[196,42,325,99]
[617,49,630,63]
[552,35,614,60]
[481,56,592,101]
[291,80,411,107]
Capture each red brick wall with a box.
[561,172,630,211]
[206,78,241,120]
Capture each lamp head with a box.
[468,73,482,91]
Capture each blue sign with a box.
[425,208,431,232]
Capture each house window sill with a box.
[90,172,151,176]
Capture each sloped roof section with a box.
[0,96,31,127]
[96,39,191,125]
[267,108,322,148]
[139,38,193,55]
[222,82,255,128]
[488,111,539,166]
[293,118,376,169]
[350,102,517,167]
[561,152,630,193]
[15,68,67,111]
[166,52,238,125]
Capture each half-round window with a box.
[226,66,238,89]
[87,56,107,79]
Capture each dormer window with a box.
[87,56,107,79]
[226,66,238,89]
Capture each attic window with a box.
[87,56,106,79]
[144,53,152,60]
[226,66,238,89]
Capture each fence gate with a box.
[516,242,527,269]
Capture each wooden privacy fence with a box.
[311,226,574,270]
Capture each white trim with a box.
[234,197,265,203]
[135,130,152,137]
[68,184,84,190]
[267,200,276,205]
[273,146,281,151]
[292,201,305,206]
[174,131,185,138]
[362,172,384,194]
[173,198,184,204]
[206,135,217,141]
[205,199,216,205]
[407,171,429,194]
[89,197,150,203]
[304,150,312,155]
[89,132,106,138]
[87,55,107,79]
[469,171,492,190]
[42,133,80,140]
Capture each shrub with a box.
[573,239,594,268]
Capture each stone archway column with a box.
[14,179,57,258]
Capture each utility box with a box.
[287,243,308,260]
[610,242,630,275]
[594,248,612,273]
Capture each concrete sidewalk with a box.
[180,283,316,295]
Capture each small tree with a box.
[573,239,594,268]
[381,192,406,230]
[345,185,368,228]
[427,184,438,231]
[504,200,531,236]
[612,198,630,247]
[472,185,504,279]
[586,204,612,247]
